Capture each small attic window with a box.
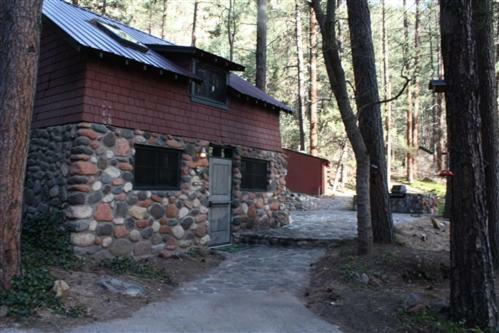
[191,60,228,108]
[93,20,148,52]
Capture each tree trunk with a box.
[0,0,43,290]
[256,0,267,91]
[473,0,499,269]
[102,0,107,15]
[309,5,318,156]
[346,0,393,244]
[440,1,498,330]
[161,0,168,40]
[411,0,421,179]
[403,0,414,183]
[312,0,372,255]
[192,0,198,47]
[381,0,392,189]
[227,0,235,62]
[295,0,306,151]
[72,0,79,5]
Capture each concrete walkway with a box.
[3,246,342,333]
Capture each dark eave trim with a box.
[228,87,294,114]
[147,44,245,72]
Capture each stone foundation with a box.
[24,122,289,258]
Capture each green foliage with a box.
[399,310,484,333]
[0,267,61,317]
[98,257,175,285]
[21,210,82,269]
[0,211,83,317]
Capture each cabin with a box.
[24,0,292,258]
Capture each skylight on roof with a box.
[93,20,148,52]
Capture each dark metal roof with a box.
[42,0,197,80]
[229,74,293,113]
[148,45,245,71]
[42,0,292,114]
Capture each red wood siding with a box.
[285,149,329,195]
[33,23,86,128]
[82,59,282,151]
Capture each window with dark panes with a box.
[241,158,268,191]
[134,145,181,190]
[192,61,227,107]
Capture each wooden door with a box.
[209,158,232,246]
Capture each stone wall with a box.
[24,122,289,259]
[231,148,289,238]
[24,125,75,219]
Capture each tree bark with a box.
[161,0,168,40]
[0,0,43,290]
[440,0,498,329]
[346,0,393,243]
[411,0,421,179]
[256,0,267,91]
[311,0,372,255]
[381,0,392,188]
[227,0,236,62]
[473,0,499,269]
[403,0,414,183]
[309,5,319,156]
[295,0,306,151]
[192,0,199,47]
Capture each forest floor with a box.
[304,215,479,333]
[0,252,223,332]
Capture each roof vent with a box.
[92,19,148,53]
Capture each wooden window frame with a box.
[191,60,228,109]
[240,157,269,192]
[133,144,182,191]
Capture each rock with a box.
[65,219,90,232]
[150,204,165,219]
[152,221,161,232]
[99,276,145,297]
[78,129,99,140]
[178,207,189,219]
[104,166,121,178]
[102,237,113,248]
[94,203,113,221]
[102,132,116,147]
[114,138,131,156]
[129,206,148,220]
[172,225,185,239]
[96,223,113,236]
[92,181,103,191]
[123,182,133,192]
[70,162,98,176]
[53,280,70,298]
[102,193,114,203]
[109,239,133,256]
[165,204,178,218]
[141,227,154,239]
[114,226,128,238]
[181,217,194,230]
[71,232,96,247]
[358,273,370,285]
[66,205,93,219]
[129,229,141,242]
[134,241,152,256]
